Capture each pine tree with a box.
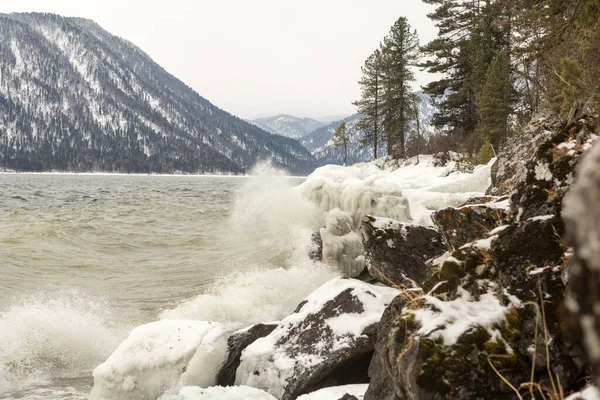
[333,122,350,165]
[478,50,512,147]
[511,0,600,115]
[421,0,512,150]
[421,0,481,139]
[380,17,420,158]
[353,49,384,160]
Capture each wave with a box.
[159,264,340,330]
[160,161,340,329]
[0,291,128,394]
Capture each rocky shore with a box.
[90,105,600,400]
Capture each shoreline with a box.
[0,171,308,179]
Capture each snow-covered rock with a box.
[431,196,510,249]
[508,108,599,221]
[235,277,399,400]
[364,115,595,398]
[158,385,277,400]
[297,384,368,400]
[298,154,492,277]
[565,385,600,400]
[488,112,563,196]
[90,320,228,400]
[361,216,447,288]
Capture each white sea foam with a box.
[0,291,127,394]
[227,161,320,267]
[159,264,340,330]
[159,161,340,330]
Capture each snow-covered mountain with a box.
[248,115,324,139]
[301,114,379,166]
[301,92,436,166]
[0,13,316,174]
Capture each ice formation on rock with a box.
[90,320,228,400]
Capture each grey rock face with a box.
[362,109,598,400]
[509,112,599,221]
[364,295,406,400]
[361,216,447,288]
[487,113,563,196]
[564,139,600,387]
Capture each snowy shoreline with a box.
[87,152,502,400]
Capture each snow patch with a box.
[461,236,497,250]
[565,385,600,400]
[527,214,554,222]
[158,385,277,400]
[410,287,509,346]
[488,225,509,235]
[297,384,368,400]
[534,162,553,181]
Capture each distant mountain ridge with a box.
[0,13,316,174]
[301,92,436,166]
[248,114,324,139]
[301,114,375,165]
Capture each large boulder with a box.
[509,110,599,221]
[235,277,399,400]
[564,140,600,387]
[366,214,585,399]
[488,112,564,196]
[90,320,228,400]
[431,198,510,249]
[364,295,406,400]
[361,216,447,288]
[217,323,277,386]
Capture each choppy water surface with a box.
[0,172,335,399]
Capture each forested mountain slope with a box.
[0,13,316,174]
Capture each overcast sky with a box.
[2,0,437,120]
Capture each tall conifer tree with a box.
[353,49,384,160]
[380,17,420,158]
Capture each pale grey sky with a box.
[2,0,437,119]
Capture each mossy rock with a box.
[431,203,509,249]
[425,244,496,300]
[386,318,528,399]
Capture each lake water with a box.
[0,172,338,399]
